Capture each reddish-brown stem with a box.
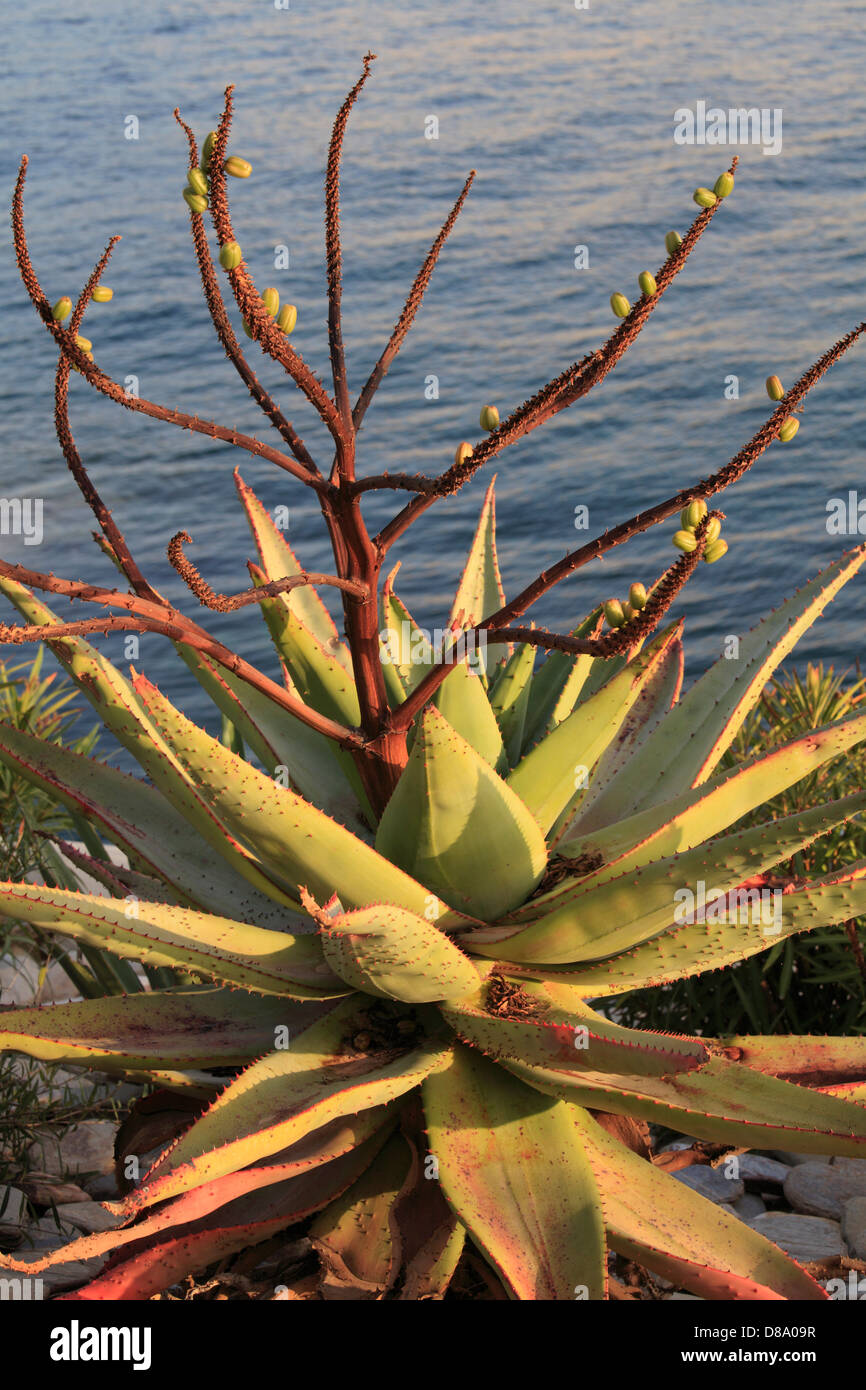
[206,88,347,451]
[0,560,362,750]
[352,170,476,433]
[373,161,738,546]
[167,530,366,610]
[393,539,704,731]
[325,52,376,450]
[173,108,321,476]
[53,241,160,606]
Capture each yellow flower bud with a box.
[766,374,784,402]
[621,601,636,622]
[704,538,729,564]
[455,442,473,466]
[187,167,208,198]
[277,303,297,334]
[629,582,648,610]
[638,271,657,298]
[603,599,625,628]
[183,188,208,214]
[610,292,630,319]
[224,156,252,179]
[51,297,73,322]
[479,404,500,431]
[779,417,800,443]
[243,320,254,339]
[665,230,682,255]
[673,529,698,553]
[261,287,280,317]
[91,287,113,303]
[681,499,707,530]
[713,172,734,199]
[705,516,722,543]
[219,241,242,270]
[693,187,717,209]
[200,131,217,173]
[74,334,92,352]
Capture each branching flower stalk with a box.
[7,50,865,817]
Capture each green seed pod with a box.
[638,271,657,298]
[621,601,636,622]
[779,417,800,443]
[766,374,784,402]
[713,171,735,199]
[479,404,500,431]
[183,188,208,214]
[187,167,208,198]
[91,286,113,303]
[603,598,625,628]
[704,538,729,564]
[629,582,648,610]
[224,156,252,179]
[200,131,218,173]
[74,334,92,352]
[243,320,254,339]
[455,441,474,466]
[673,529,698,553]
[261,287,280,317]
[664,230,682,256]
[610,292,630,319]
[51,297,73,322]
[693,187,717,209]
[704,516,722,543]
[681,499,708,530]
[277,303,298,334]
[219,241,242,270]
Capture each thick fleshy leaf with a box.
[447,477,506,680]
[378,565,432,703]
[132,674,461,923]
[567,1108,822,1300]
[433,658,505,767]
[0,721,293,928]
[251,563,361,727]
[422,1045,606,1300]
[489,641,535,765]
[717,1035,866,1088]
[55,1133,388,1301]
[375,705,547,921]
[439,981,707,1077]
[0,988,328,1070]
[121,1002,453,1211]
[562,707,866,867]
[595,547,866,816]
[477,790,866,965]
[310,1132,413,1298]
[533,861,866,996]
[0,882,340,998]
[507,623,682,835]
[520,609,601,752]
[235,468,351,668]
[568,633,683,832]
[3,1111,394,1276]
[177,646,367,833]
[314,898,481,1003]
[506,1041,866,1157]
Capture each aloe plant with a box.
[2,55,866,1301]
